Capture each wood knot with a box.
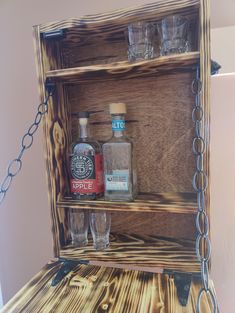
[90,275,97,282]
[53,121,65,147]
[102,304,108,310]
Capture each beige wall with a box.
[211,73,235,313]
[211,26,235,73]
[0,1,234,312]
[0,0,150,304]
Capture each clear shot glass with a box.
[89,211,111,250]
[69,209,89,247]
[157,15,189,55]
[127,21,155,61]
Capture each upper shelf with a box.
[46,52,200,84]
[57,192,197,214]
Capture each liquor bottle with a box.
[102,103,137,201]
[70,112,104,200]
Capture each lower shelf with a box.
[60,233,200,273]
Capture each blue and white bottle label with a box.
[105,170,129,191]
[112,120,126,131]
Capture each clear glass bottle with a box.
[102,103,137,201]
[70,112,104,200]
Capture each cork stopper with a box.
[109,102,126,115]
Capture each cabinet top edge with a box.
[33,0,200,33]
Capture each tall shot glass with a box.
[69,209,89,247]
[127,21,155,61]
[157,15,189,55]
[89,211,111,250]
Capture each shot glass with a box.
[127,21,155,61]
[157,15,189,55]
[89,211,111,250]
[69,209,89,247]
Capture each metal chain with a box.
[0,87,54,205]
[192,67,219,313]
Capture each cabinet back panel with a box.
[111,211,196,240]
[67,71,195,194]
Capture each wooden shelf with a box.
[57,192,197,214]
[60,233,200,273]
[46,52,199,84]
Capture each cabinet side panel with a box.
[33,26,59,256]
[199,0,211,270]
[200,0,211,222]
[33,26,70,257]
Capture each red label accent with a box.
[71,179,97,193]
[95,154,104,194]
[70,153,104,195]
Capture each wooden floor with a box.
[1,261,215,313]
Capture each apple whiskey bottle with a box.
[70,112,104,200]
[102,103,137,201]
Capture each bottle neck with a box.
[79,118,89,139]
[111,114,126,138]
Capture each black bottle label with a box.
[71,155,94,180]
[70,154,104,194]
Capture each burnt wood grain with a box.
[57,192,197,214]
[110,211,196,239]
[1,261,216,313]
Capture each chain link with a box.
[192,68,219,313]
[0,88,54,205]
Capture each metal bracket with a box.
[42,29,65,40]
[45,82,56,95]
[51,259,89,287]
[164,270,195,306]
[211,60,221,75]
[192,59,221,76]
[174,272,192,306]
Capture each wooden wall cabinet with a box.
[1,0,217,312]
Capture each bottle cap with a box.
[78,111,90,118]
[109,103,126,114]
